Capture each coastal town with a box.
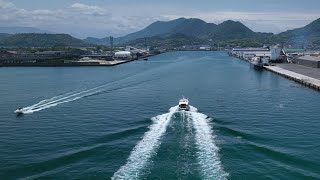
[2,1,320,179]
[1,41,320,91]
[0,45,163,66]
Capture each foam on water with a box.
[189,105,198,112]
[22,88,103,114]
[17,78,147,114]
[112,107,177,179]
[188,111,229,180]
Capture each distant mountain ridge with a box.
[0,33,88,47]
[0,33,11,41]
[1,18,320,48]
[83,18,269,46]
[0,27,52,34]
[84,17,320,48]
[83,18,192,45]
[278,18,320,46]
[120,18,188,41]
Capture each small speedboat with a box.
[14,107,24,114]
[179,97,190,111]
[250,57,264,70]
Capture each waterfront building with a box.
[294,56,320,68]
[230,48,269,56]
[199,45,211,50]
[114,51,131,59]
[283,49,305,55]
[125,46,146,54]
[230,47,281,61]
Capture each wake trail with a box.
[23,92,96,113]
[20,77,149,114]
[112,106,178,180]
[187,107,228,180]
[26,91,91,110]
[26,79,126,109]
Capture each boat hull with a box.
[179,105,190,111]
[178,97,190,111]
[14,109,24,114]
[250,62,264,70]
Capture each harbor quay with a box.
[264,65,320,91]
[229,47,320,91]
[0,59,134,67]
[0,46,164,67]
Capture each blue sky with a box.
[1,0,320,38]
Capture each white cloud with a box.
[71,3,99,11]
[0,1,127,37]
[70,3,109,16]
[0,1,167,38]
[0,0,318,38]
[0,0,14,9]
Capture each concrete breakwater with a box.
[229,52,320,91]
[0,59,134,67]
[264,66,320,91]
[0,53,160,67]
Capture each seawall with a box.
[264,66,320,91]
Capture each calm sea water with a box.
[0,51,319,179]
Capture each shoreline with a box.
[0,53,162,67]
[264,65,320,91]
[230,53,320,91]
[0,59,134,67]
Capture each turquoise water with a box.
[0,51,319,179]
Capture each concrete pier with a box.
[264,66,320,91]
[0,59,134,67]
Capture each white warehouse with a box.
[114,51,131,59]
[240,48,281,60]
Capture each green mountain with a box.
[125,19,270,48]
[83,36,109,45]
[86,17,320,48]
[169,18,217,37]
[84,18,191,45]
[0,33,88,47]
[0,33,12,41]
[135,18,217,38]
[127,33,205,48]
[119,18,188,42]
[127,18,320,48]
[1,18,320,48]
[84,18,272,47]
[277,18,320,47]
[125,18,258,41]
[209,20,256,41]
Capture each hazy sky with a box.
[1,0,320,38]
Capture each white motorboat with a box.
[14,107,24,114]
[179,97,190,111]
[250,57,264,70]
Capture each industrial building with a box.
[125,46,147,54]
[231,47,281,61]
[229,48,269,56]
[294,56,320,68]
[114,51,131,59]
[199,45,211,50]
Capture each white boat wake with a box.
[17,79,142,114]
[112,106,178,179]
[187,109,229,180]
[112,105,228,179]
